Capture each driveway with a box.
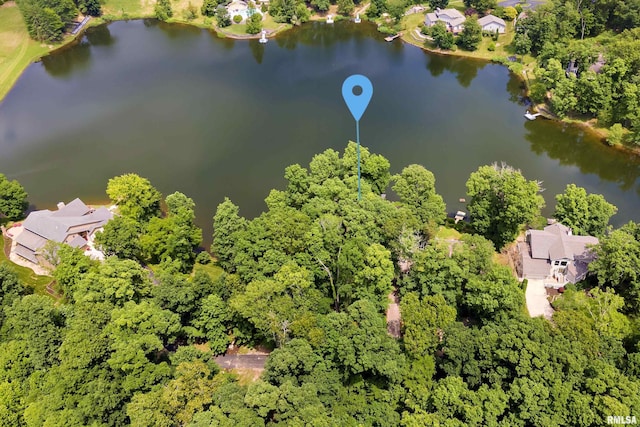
[214,354,268,370]
[525,279,554,320]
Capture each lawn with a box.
[0,236,53,296]
[193,259,224,281]
[435,226,462,240]
[0,3,53,101]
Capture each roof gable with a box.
[477,14,506,27]
[528,223,598,261]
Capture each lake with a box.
[1,19,638,246]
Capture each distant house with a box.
[14,198,113,265]
[425,8,466,33]
[518,222,599,287]
[477,14,506,33]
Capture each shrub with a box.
[155,0,173,21]
[607,123,625,146]
[215,6,231,27]
[201,0,218,17]
[196,252,212,265]
[488,41,496,51]
[233,14,242,23]
[246,11,262,34]
[183,2,198,20]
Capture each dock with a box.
[524,110,541,120]
[384,33,402,42]
[71,16,91,36]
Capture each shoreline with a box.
[3,12,638,157]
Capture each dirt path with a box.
[386,291,401,338]
[214,354,268,370]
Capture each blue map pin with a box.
[342,75,373,122]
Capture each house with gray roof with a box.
[14,198,113,265]
[478,14,506,33]
[518,222,598,287]
[425,8,466,33]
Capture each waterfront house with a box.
[478,14,506,33]
[425,8,466,33]
[518,222,598,287]
[14,198,112,265]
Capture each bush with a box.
[607,123,625,146]
[421,24,430,36]
[215,6,231,27]
[246,11,262,34]
[183,2,198,20]
[201,0,218,17]
[233,14,242,23]
[155,0,173,21]
[196,252,212,265]
[487,41,496,51]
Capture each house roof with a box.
[14,199,113,263]
[426,9,466,27]
[528,223,598,261]
[478,14,506,27]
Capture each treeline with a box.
[1,145,639,425]
[16,0,101,42]
[515,0,640,144]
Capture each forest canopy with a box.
[0,145,638,426]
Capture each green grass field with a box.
[0,3,54,101]
[1,237,53,296]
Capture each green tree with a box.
[462,265,525,320]
[458,16,482,51]
[0,174,28,220]
[589,222,640,312]
[94,215,142,259]
[392,164,446,229]
[428,0,448,10]
[337,0,354,15]
[189,294,231,354]
[607,123,625,146]
[201,0,217,16]
[503,6,517,20]
[52,244,96,301]
[554,184,617,236]
[310,0,329,12]
[466,163,544,249]
[106,174,162,223]
[76,0,101,15]
[246,11,262,34]
[215,5,231,26]
[431,21,454,50]
[212,198,246,272]
[155,0,173,20]
[513,30,532,55]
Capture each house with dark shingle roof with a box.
[519,222,598,286]
[14,198,112,264]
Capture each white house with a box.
[425,8,466,33]
[477,14,506,33]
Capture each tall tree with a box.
[458,16,482,51]
[466,163,544,249]
[392,164,446,229]
[212,198,246,272]
[0,174,28,220]
[106,174,162,223]
[554,184,617,236]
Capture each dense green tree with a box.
[589,222,640,312]
[231,262,322,346]
[431,21,454,50]
[462,265,525,320]
[107,174,162,222]
[427,0,448,10]
[554,184,617,236]
[0,174,28,220]
[52,244,96,301]
[337,0,354,15]
[94,215,142,259]
[2,295,63,370]
[310,0,329,12]
[189,294,231,354]
[466,163,544,249]
[200,0,217,16]
[0,264,23,311]
[74,257,152,305]
[268,0,298,23]
[155,0,173,20]
[458,16,482,51]
[392,164,446,229]
[246,11,262,34]
[215,5,231,26]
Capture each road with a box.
[214,354,268,370]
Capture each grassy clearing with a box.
[193,259,224,281]
[0,3,56,101]
[436,226,462,240]
[0,237,53,295]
